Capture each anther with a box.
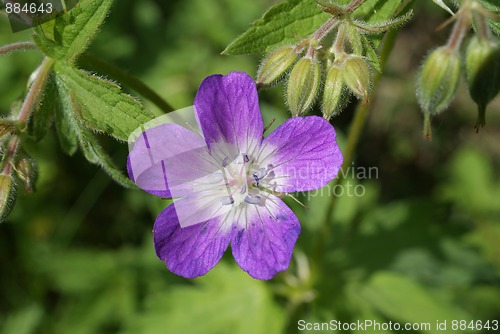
[221,196,235,205]
[252,167,268,186]
[244,194,261,205]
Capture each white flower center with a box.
[219,153,269,207]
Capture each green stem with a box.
[79,53,175,114]
[18,57,54,122]
[1,57,53,175]
[0,41,37,56]
[310,29,399,280]
[345,0,364,13]
[446,6,471,51]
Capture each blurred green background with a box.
[1,0,499,333]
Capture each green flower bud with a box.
[416,46,462,115]
[0,174,16,222]
[345,24,363,55]
[465,36,500,129]
[342,55,371,101]
[257,45,300,88]
[322,65,348,119]
[287,57,321,116]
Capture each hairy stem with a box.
[0,41,37,56]
[1,57,53,175]
[345,0,364,13]
[333,23,347,54]
[1,137,19,175]
[473,9,491,41]
[447,6,471,51]
[79,53,175,114]
[18,57,53,123]
[312,17,340,42]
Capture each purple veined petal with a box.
[194,72,264,158]
[256,116,343,193]
[154,203,232,279]
[231,193,301,280]
[128,123,220,197]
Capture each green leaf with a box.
[124,264,286,334]
[354,0,411,25]
[355,0,412,49]
[0,304,43,334]
[222,0,330,55]
[78,126,136,188]
[479,0,500,35]
[223,0,411,55]
[360,272,471,331]
[54,75,79,155]
[53,71,136,187]
[33,0,114,62]
[29,73,55,141]
[54,62,155,142]
[361,35,381,72]
[438,148,500,214]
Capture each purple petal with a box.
[231,194,301,280]
[173,190,233,228]
[194,72,263,156]
[258,116,343,192]
[128,123,219,198]
[154,203,232,278]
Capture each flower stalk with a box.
[311,28,400,281]
[1,57,53,174]
[0,41,37,57]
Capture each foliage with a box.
[0,0,500,333]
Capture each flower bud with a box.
[257,45,300,88]
[14,154,38,193]
[287,57,321,116]
[345,24,362,55]
[0,174,16,222]
[342,55,371,101]
[465,36,500,129]
[416,46,462,115]
[322,65,347,119]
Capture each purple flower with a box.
[128,72,343,280]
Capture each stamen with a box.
[242,153,249,163]
[221,196,235,205]
[244,194,261,205]
[222,157,229,167]
[252,167,268,186]
[252,174,260,187]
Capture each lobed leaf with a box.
[54,62,155,142]
[53,71,136,187]
[223,0,411,55]
[33,0,114,62]
[222,0,330,55]
[53,77,79,155]
[78,126,136,188]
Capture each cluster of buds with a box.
[0,110,38,222]
[256,0,411,119]
[416,0,500,139]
